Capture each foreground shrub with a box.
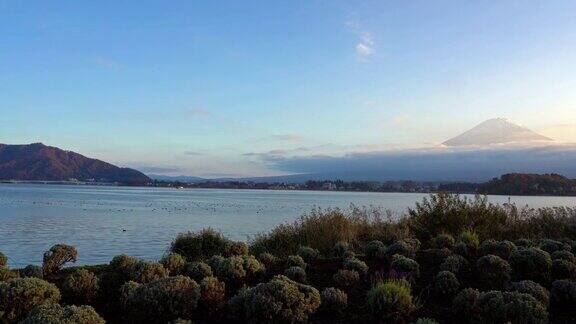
[431,233,455,249]
[0,277,61,323]
[366,279,415,322]
[408,193,507,242]
[319,287,347,315]
[390,254,420,281]
[131,261,168,283]
[123,275,200,323]
[479,239,517,260]
[227,242,249,256]
[212,255,265,284]
[170,229,231,261]
[343,257,368,275]
[297,246,319,262]
[452,288,480,318]
[415,319,439,324]
[0,267,19,281]
[332,241,354,259]
[453,289,548,323]
[62,269,100,305]
[286,255,306,269]
[199,276,225,316]
[229,275,321,323]
[21,304,104,324]
[551,250,576,263]
[476,254,512,289]
[539,239,570,254]
[507,280,549,306]
[439,255,469,277]
[551,259,576,280]
[0,252,6,267]
[20,265,43,279]
[257,252,278,268]
[432,271,460,297]
[550,280,576,315]
[333,269,360,288]
[365,240,386,260]
[284,266,306,283]
[185,261,212,282]
[160,253,186,275]
[386,240,417,258]
[42,244,77,276]
[509,248,552,283]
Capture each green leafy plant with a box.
[20,304,105,324]
[476,254,512,289]
[42,244,77,277]
[509,248,552,283]
[284,266,306,283]
[0,277,61,323]
[185,261,212,282]
[62,269,100,305]
[170,228,231,261]
[366,279,416,322]
[432,271,460,297]
[160,253,186,275]
[333,269,360,288]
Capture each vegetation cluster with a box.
[1,193,576,323]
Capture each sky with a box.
[1,1,576,178]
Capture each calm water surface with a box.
[1,184,575,267]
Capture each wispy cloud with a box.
[185,107,213,118]
[347,21,375,59]
[184,151,203,156]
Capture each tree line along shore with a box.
[1,193,576,323]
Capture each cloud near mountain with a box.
[262,143,576,182]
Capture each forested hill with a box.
[478,173,576,196]
[0,143,150,186]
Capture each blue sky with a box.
[2,1,576,177]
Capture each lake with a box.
[1,184,575,267]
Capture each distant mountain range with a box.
[0,143,150,185]
[443,118,552,146]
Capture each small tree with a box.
[42,244,77,276]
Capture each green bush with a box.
[131,261,168,283]
[229,275,321,323]
[550,280,576,315]
[432,271,460,297]
[408,193,508,242]
[551,259,576,280]
[227,241,249,256]
[479,240,517,260]
[365,240,386,260]
[366,279,415,321]
[390,254,420,281]
[286,255,306,269]
[20,265,43,279]
[284,266,306,283]
[551,250,576,263]
[42,244,78,276]
[319,287,347,315]
[0,267,19,281]
[109,254,138,274]
[476,254,512,289]
[185,261,212,282]
[160,253,186,275]
[170,228,231,261]
[332,241,354,259]
[212,255,265,284]
[415,318,439,324]
[453,289,548,323]
[507,280,549,306]
[333,269,360,288]
[297,246,319,262]
[122,275,200,323]
[343,257,368,275]
[119,281,140,310]
[439,255,469,277]
[386,240,417,258]
[515,238,535,248]
[431,233,455,249]
[0,277,61,323]
[257,252,278,269]
[452,288,480,318]
[20,304,105,324]
[509,248,552,283]
[199,276,225,316]
[62,269,100,305]
[0,252,6,267]
[539,239,569,254]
